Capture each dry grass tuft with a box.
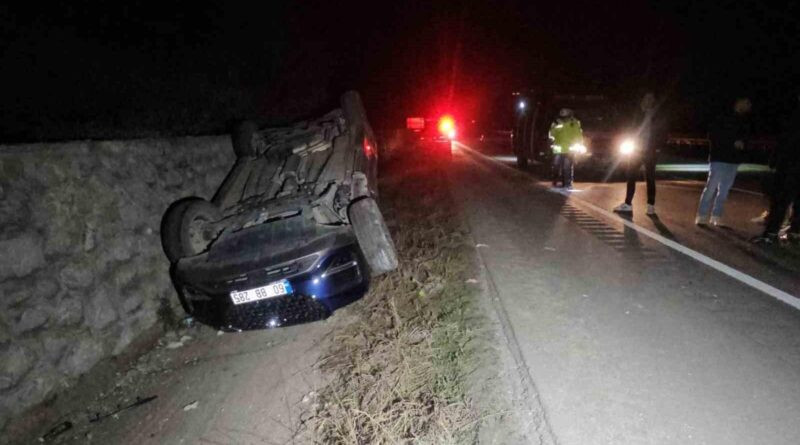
[308,151,481,444]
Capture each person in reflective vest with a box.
[549,108,584,189]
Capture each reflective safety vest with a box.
[548,117,583,154]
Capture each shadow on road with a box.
[646,214,676,240]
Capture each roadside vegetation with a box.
[308,147,483,443]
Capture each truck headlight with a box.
[619,139,636,155]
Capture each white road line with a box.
[559,191,800,310]
[456,142,800,310]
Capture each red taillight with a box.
[406,117,425,130]
[438,115,456,140]
[363,137,374,157]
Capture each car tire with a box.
[348,197,398,276]
[161,198,223,263]
[231,120,258,158]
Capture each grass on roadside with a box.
[308,151,482,444]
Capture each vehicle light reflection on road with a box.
[488,155,517,163]
[656,164,769,173]
[477,152,770,175]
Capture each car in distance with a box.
[405,114,457,158]
[160,91,398,331]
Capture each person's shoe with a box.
[564,184,574,191]
[613,203,633,213]
[710,216,723,226]
[751,233,779,244]
[646,204,656,215]
[695,214,710,225]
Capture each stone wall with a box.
[0,136,235,430]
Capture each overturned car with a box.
[161,92,397,330]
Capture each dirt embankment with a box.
[305,148,483,443]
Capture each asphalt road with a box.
[450,143,800,444]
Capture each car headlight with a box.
[619,139,636,155]
[569,143,587,154]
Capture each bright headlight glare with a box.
[569,143,587,154]
[619,139,636,155]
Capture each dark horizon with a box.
[1,0,797,141]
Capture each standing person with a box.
[549,108,583,190]
[753,96,800,243]
[695,97,752,226]
[613,92,667,215]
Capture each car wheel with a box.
[231,120,258,158]
[161,198,223,263]
[348,197,398,276]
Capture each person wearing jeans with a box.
[695,97,752,226]
[696,161,740,222]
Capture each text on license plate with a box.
[230,280,293,305]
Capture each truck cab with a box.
[513,91,624,171]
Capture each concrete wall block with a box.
[162,169,184,188]
[55,295,84,326]
[59,262,95,290]
[83,286,119,332]
[107,234,136,262]
[0,192,28,232]
[0,281,32,311]
[35,278,60,301]
[112,323,138,356]
[40,333,70,366]
[107,264,138,290]
[0,368,58,420]
[11,308,49,335]
[0,135,234,429]
[0,233,46,280]
[0,343,36,391]
[0,322,9,344]
[58,336,105,378]
[35,185,88,256]
[121,293,143,315]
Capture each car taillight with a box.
[438,115,456,140]
[363,137,374,157]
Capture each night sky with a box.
[1,0,797,141]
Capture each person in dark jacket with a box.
[613,92,668,215]
[695,97,752,226]
[753,97,800,243]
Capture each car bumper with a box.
[171,235,368,331]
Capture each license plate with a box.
[230,280,293,305]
